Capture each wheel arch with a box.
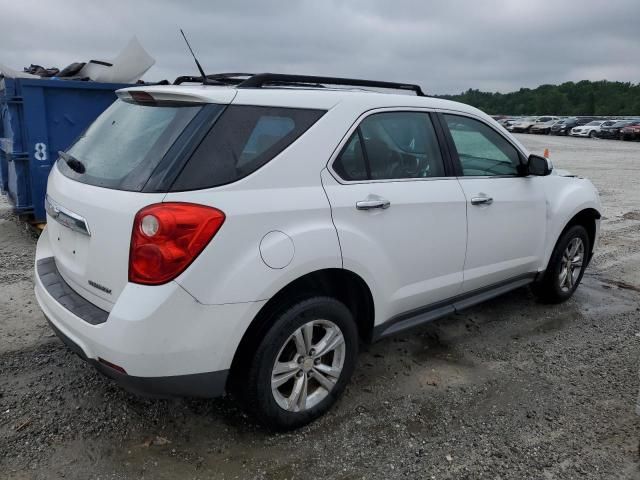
[546,207,601,270]
[227,268,375,389]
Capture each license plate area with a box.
[48,220,90,277]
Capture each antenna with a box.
[180,29,209,85]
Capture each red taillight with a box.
[129,203,225,285]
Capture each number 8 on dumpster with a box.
[34,143,48,161]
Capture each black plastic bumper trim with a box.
[37,257,109,325]
[46,318,228,399]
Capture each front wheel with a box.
[532,225,590,303]
[589,130,596,138]
[241,297,358,430]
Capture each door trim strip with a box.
[372,272,538,341]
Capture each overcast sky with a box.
[2,0,639,94]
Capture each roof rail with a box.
[236,73,426,96]
[174,73,254,85]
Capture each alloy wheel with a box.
[558,237,584,292]
[271,319,345,412]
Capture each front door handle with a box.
[356,199,391,210]
[470,196,493,206]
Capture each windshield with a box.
[585,121,602,126]
[58,99,205,190]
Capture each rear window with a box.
[172,105,325,190]
[58,99,205,190]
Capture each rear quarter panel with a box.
[163,108,352,305]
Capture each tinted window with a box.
[334,112,444,181]
[173,105,325,190]
[333,132,368,181]
[444,114,521,176]
[58,99,204,190]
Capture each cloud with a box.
[1,0,639,94]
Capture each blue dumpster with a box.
[0,77,131,221]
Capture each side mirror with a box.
[527,154,553,176]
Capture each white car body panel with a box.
[456,177,546,291]
[321,169,467,326]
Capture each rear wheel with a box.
[532,225,590,303]
[241,297,358,430]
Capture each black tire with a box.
[589,130,596,138]
[240,296,358,430]
[532,225,590,304]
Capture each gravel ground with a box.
[1,134,639,479]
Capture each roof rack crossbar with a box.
[236,73,426,96]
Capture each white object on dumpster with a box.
[78,36,155,83]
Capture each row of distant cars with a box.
[495,116,640,141]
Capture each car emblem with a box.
[88,280,112,295]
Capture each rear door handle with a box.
[470,196,493,206]
[356,199,390,210]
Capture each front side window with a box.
[444,114,521,177]
[333,111,445,181]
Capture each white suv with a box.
[35,73,602,429]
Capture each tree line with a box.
[437,80,640,116]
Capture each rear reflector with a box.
[129,202,225,285]
[98,357,127,375]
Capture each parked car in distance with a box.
[596,120,640,140]
[499,118,521,130]
[34,73,602,430]
[550,117,595,136]
[620,121,640,141]
[570,120,616,138]
[509,116,559,133]
[530,118,562,135]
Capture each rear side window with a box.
[58,99,204,190]
[333,111,445,181]
[172,106,325,190]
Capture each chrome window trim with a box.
[326,106,452,185]
[45,195,91,237]
[434,108,529,164]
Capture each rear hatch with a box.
[45,87,233,309]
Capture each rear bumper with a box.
[34,227,266,398]
[46,317,228,398]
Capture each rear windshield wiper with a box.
[58,151,86,174]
